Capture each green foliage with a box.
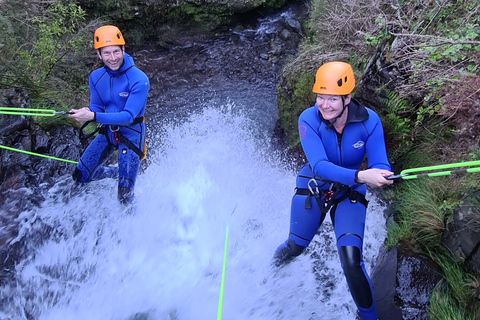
[0,1,92,125]
[364,15,392,47]
[30,3,87,83]
[459,152,480,191]
[378,88,422,165]
[428,248,478,320]
[430,280,476,320]
[385,178,451,251]
[413,21,480,118]
[32,97,79,129]
[264,0,288,9]
[277,70,315,147]
[380,89,412,139]
[166,3,233,32]
[1,2,90,89]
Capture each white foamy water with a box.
[0,104,387,320]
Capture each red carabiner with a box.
[323,190,334,203]
[113,131,119,145]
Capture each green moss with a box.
[264,0,288,9]
[165,2,233,33]
[276,70,315,147]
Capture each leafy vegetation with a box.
[0,1,98,128]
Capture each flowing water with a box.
[0,4,388,320]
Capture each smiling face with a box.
[97,45,124,71]
[316,93,351,121]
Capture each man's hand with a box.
[68,107,95,122]
[357,168,394,188]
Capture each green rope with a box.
[0,145,78,164]
[217,205,237,320]
[401,160,480,174]
[399,160,480,180]
[402,166,480,180]
[0,107,71,116]
[217,225,229,320]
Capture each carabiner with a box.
[109,125,120,132]
[307,178,320,196]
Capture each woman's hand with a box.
[357,168,394,188]
[68,107,95,122]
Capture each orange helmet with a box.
[312,61,355,95]
[93,25,125,49]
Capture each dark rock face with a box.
[371,246,403,320]
[0,89,84,260]
[371,244,443,320]
[442,190,480,272]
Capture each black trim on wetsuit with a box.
[339,246,373,309]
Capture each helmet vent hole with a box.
[337,78,343,87]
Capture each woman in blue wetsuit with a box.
[68,25,150,205]
[273,61,393,320]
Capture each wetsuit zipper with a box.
[336,130,343,166]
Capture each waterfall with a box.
[0,104,387,320]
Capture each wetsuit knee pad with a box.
[339,246,373,308]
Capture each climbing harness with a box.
[295,178,368,214]
[83,116,147,160]
[79,120,102,140]
[110,125,121,145]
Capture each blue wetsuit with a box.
[274,98,390,320]
[73,52,150,204]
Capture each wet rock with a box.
[0,115,29,137]
[371,243,442,320]
[442,189,480,272]
[0,95,84,218]
[285,18,302,35]
[231,24,245,33]
[280,28,291,40]
[371,246,403,320]
[31,124,49,152]
[0,89,30,136]
[8,88,30,108]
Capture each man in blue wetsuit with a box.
[68,25,150,205]
[273,61,393,319]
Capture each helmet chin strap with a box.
[326,96,347,130]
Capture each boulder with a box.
[371,243,443,320]
[442,189,480,272]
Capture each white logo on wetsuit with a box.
[352,141,364,149]
[119,92,129,98]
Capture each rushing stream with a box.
[0,3,389,320]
